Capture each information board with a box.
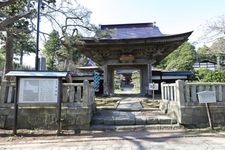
[19,78,58,103]
[197,91,217,103]
[149,83,159,90]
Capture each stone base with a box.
[0,103,93,130]
[160,100,225,127]
[180,104,225,127]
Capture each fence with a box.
[0,81,16,104]
[183,82,225,103]
[0,80,95,130]
[0,80,95,106]
[161,82,176,101]
[62,80,95,106]
[161,81,225,104]
[161,80,225,126]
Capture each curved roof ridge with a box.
[100,22,155,29]
[97,22,164,39]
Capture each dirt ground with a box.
[1,128,225,150]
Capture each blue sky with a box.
[79,0,225,44]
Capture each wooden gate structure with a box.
[78,23,192,96]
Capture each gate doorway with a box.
[113,69,141,95]
[78,23,192,96]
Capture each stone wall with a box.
[0,104,93,130]
[180,104,225,127]
[0,80,95,130]
[161,80,225,127]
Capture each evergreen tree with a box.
[158,42,196,71]
[197,45,214,61]
[44,30,60,70]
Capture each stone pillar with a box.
[83,80,89,107]
[108,67,114,95]
[175,80,185,124]
[175,80,185,106]
[0,81,10,104]
[147,64,152,96]
[149,64,153,91]
[103,64,109,95]
[161,82,166,100]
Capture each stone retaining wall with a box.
[0,104,92,130]
[180,104,225,127]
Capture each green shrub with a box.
[195,68,225,82]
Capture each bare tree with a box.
[207,15,225,36]
[0,0,34,31]
[0,0,96,79]
[39,0,97,70]
[197,15,225,70]
[210,37,225,69]
[0,0,35,80]
[197,15,225,44]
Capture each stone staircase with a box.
[91,97,179,131]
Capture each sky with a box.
[78,0,225,44]
[24,0,225,67]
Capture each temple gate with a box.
[78,23,192,96]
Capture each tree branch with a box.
[0,0,17,9]
[0,11,33,31]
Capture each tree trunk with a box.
[3,31,14,80]
[64,59,69,71]
[217,55,221,70]
[20,50,23,67]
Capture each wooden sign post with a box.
[149,83,159,100]
[205,103,213,129]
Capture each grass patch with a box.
[141,100,160,108]
[186,126,225,133]
[114,88,140,94]
[95,99,119,107]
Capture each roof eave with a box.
[82,31,193,43]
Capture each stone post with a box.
[175,80,185,107]
[90,82,95,104]
[91,82,96,113]
[218,85,223,102]
[0,81,10,104]
[175,80,185,123]
[83,80,89,107]
[161,82,165,100]
[147,64,152,96]
[103,64,109,96]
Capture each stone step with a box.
[90,124,182,131]
[91,110,177,126]
[92,116,177,125]
[97,107,159,111]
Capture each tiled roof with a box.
[96,23,164,39]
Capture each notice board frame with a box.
[5,71,68,135]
